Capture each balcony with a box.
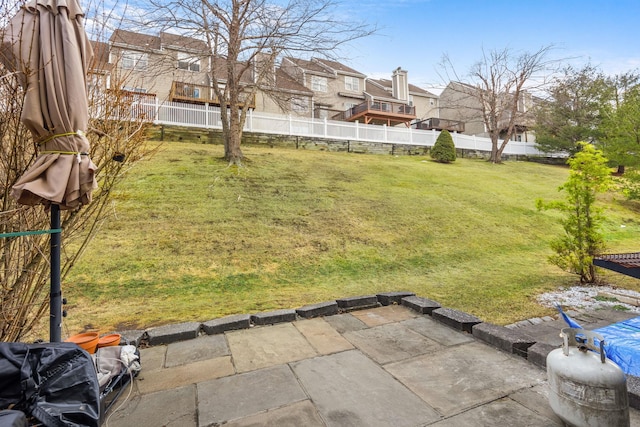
[414,117,464,133]
[332,100,416,127]
[170,81,255,108]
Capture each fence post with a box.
[355,121,359,140]
[155,97,160,123]
[324,117,327,137]
[249,109,253,132]
[289,115,292,136]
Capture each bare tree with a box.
[146,0,374,166]
[0,0,157,341]
[440,46,557,163]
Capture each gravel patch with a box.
[537,285,640,313]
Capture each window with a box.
[311,75,328,92]
[177,53,201,72]
[345,76,359,92]
[120,50,148,70]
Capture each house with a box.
[93,30,446,128]
[108,30,211,103]
[279,57,368,119]
[279,59,424,127]
[438,81,536,142]
[103,30,318,115]
[366,68,439,121]
[254,66,314,116]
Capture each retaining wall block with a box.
[296,301,339,319]
[202,314,251,335]
[401,296,442,315]
[472,322,536,358]
[431,307,481,333]
[251,309,297,326]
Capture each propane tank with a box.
[547,328,629,427]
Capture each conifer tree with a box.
[431,130,456,163]
[536,142,612,283]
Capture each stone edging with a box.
[115,291,640,409]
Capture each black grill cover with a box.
[0,410,27,427]
[0,342,99,427]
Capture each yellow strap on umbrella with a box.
[37,130,86,146]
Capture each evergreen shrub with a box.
[431,130,456,163]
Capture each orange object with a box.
[97,334,122,348]
[66,332,99,354]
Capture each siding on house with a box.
[108,30,211,101]
[439,81,537,141]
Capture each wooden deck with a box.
[170,81,255,108]
[333,100,416,127]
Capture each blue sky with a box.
[343,0,640,93]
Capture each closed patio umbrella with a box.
[3,0,97,341]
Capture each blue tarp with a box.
[594,317,640,377]
[557,306,640,377]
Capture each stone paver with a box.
[137,356,234,394]
[323,313,368,333]
[350,304,416,327]
[291,350,441,427]
[197,365,307,426]
[384,341,546,417]
[164,334,229,368]
[138,345,166,372]
[344,322,441,364]
[293,317,354,355]
[509,384,565,424]
[105,385,197,427]
[223,400,326,427]
[226,322,317,373]
[401,316,474,346]
[429,397,559,426]
[102,304,640,427]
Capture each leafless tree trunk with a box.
[440,46,556,163]
[147,0,374,166]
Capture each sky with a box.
[342,0,640,94]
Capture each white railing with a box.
[138,99,552,157]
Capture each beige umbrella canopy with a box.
[4,0,97,210]
[3,0,97,342]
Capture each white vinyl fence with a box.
[137,99,551,157]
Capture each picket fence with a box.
[131,99,552,157]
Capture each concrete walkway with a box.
[103,297,640,427]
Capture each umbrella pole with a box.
[50,204,62,342]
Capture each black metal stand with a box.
[50,204,62,342]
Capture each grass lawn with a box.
[61,141,640,334]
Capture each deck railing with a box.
[333,100,416,121]
[414,117,465,133]
[169,81,256,108]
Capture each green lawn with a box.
[62,141,640,333]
